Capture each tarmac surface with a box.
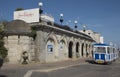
[0,57,91,77]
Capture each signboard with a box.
[14,8,39,23]
[47,45,53,52]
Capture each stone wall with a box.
[4,35,35,64]
[35,27,94,63]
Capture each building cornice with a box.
[31,22,95,42]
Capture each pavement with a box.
[1,54,119,69]
[0,57,92,77]
[1,57,92,68]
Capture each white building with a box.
[79,30,104,44]
[100,36,104,44]
[3,8,94,64]
[41,14,54,23]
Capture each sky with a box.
[0,0,120,47]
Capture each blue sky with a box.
[0,0,120,47]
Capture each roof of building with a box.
[4,20,32,35]
[54,23,73,32]
[94,43,110,46]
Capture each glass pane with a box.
[96,47,106,53]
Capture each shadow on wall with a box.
[0,57,6,77]
[0,75,6,77]
[0,57,3,69]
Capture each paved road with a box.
[0,57,120,77]
[31,59,120,77]
[0,58,86,77]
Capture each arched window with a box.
[59,40,65,51]
[46,38,54,53]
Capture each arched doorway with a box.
[59,40,66,60]
[86,44,88,57]
[81,43,84,57]
[46,38,55,62]
[68,41,73,58]
[76,42,79,58]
